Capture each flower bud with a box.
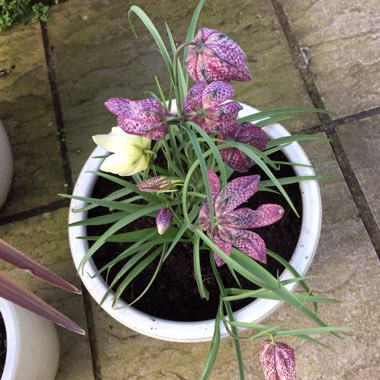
[259,339,296,380]
[156,208,173,235]
[137,176,173,193]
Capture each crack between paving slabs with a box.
[270,0,380,260]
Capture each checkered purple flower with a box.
[219,122,269,172]
[198,170,284,266]
[105,97,172,141]
[186,27,252,83]
[183,81,242,133]
[259,340,296,380]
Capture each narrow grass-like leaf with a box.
[222,288,339,304]
[83,228,178,243]
[188,121,227,190]
[196,230,336,335]
[184,0,205,63]
[128,6,173,80]
[267,249,317,310]
[183,124,215,231]
[127,244,168,308]
[272,326,351,337]
[193,235,209,300]
[237,107,335,124]
[255,115,295,127]
[267,134,328,149]
[201,313,221,380]
[155,75,167,104]
[62,194,147,219]
[210,255,245,379]
[88,171,160,204]
[220,141,298,216]
[69,211,129,227]
[113,247,162,305]
[78,203,166,272]
[259,175,321,189]
[101,247,151,304]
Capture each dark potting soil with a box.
[88,151,302,321]
[0,313,6,376]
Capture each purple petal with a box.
[208,169,220,196]
[212,232,232,267]
[234,122,269,150]
[219,144,252,172]
[183,83,207,114]
[259,340,296,380]
[202,81,234,108]
[117,116,167,141]
[186,28,252,83]
[233,230,267,263]
[220,175,260,213]
[205,101,242,132]
[105,98,164,121]
[219,123,269,172]
[199,27,217,42]
[219,205,284,229]
[156,208,173,235]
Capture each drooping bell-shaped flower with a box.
[186,27,252,83]
[183,81,242,133]
[92,127,151,176]
[198,170,284,266]
[156,208,173,235]
[218,122,269,172]
[105,97,172,141]
[259,339,296,380]
[137,176,173,193]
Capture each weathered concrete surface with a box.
[47,0,319,179]
[0,22,66,217]
[0,209,94,380]
[280,0,380,117]
[85,136,380,379]
[337,115,380,230]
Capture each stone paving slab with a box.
[0,209,94,380]
[0,22,66,217]
[46,0,319,179]
[336,114,380,231]
[85,136,380,379]
[280,0,380,118]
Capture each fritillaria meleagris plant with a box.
[63,1,348,378]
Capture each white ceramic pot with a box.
[68,104,322,342]
[0,121,13,209]
[0,299,60,380]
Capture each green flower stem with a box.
[168,125,185,174]
[161,139,185,179]
[172,42,197,116]
[210,253,245,380]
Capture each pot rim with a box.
[68,104,321,342]
[0,298,60,379]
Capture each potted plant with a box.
[65,2,348,378]
[0,120,13,209]
[0,239,84,380]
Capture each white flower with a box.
[92,127,151,176]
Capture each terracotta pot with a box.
[68,104,322,342]
[0,121,13,209]
[0,299,60,380]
